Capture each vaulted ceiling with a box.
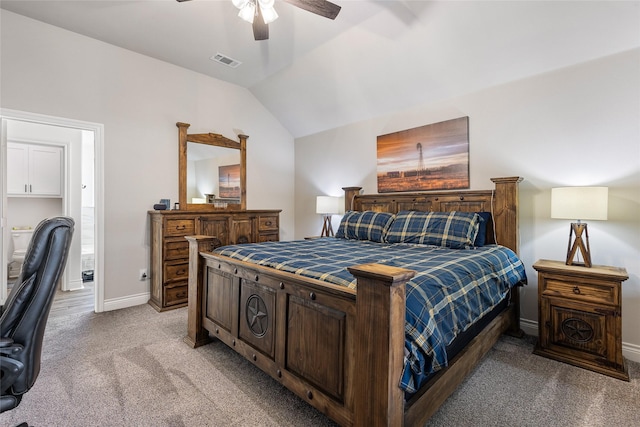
[2,1,639,138]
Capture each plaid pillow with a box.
[335,211,395,243]
[385,211,480,249]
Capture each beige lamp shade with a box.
[316,196,345,215]
[551,187,608,221]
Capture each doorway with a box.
[0,109,104,312]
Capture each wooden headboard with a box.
[343,177,523,254]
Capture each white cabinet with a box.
[7,142,63,197]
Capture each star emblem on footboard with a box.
[246,294,268,337]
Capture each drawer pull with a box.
[176,269,186,276]
[277,369,282,378]
[265,221,272,226]
[175,225,186,231]
[309,292,316,300]
[573,286,581,295]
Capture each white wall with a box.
[0,11,295,305]
[295,48,640,360]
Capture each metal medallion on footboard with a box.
[184,177,524,427]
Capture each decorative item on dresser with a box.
[184,176,525,426]
[533,259,629,381]
[148,209,280,311]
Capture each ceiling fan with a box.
[176,0,341,41]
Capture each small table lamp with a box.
[551,186,608,268]
[316,196,343,237]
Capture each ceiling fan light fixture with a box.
[237,2,256,23]
[231,0,250,9]
[260,6,278,24]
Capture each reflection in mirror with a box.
[177,122,247,211]
[187,142,241,206]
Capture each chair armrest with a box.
[0,338,23,356]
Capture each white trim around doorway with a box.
[1,108,105,312]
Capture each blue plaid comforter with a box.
[214,238,526,394]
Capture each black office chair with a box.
[0,217,74,424]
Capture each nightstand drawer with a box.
[542,278,617,305]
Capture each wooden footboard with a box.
[185,234,415,426]
[184,177,523,426]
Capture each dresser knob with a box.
[307,390,313,400]
[277,369,282,378]
[309,292,316,300]
[573,286,581,295]
[279,282,285,290]
[252,354,257,361]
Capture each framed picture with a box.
[377,116,469,192]
[218,164,241,198]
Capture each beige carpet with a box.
[1,304,638,426]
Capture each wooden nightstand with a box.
[533,259,629,381]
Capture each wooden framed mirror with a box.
[177,122,247,211]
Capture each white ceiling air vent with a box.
[211,53,242,68]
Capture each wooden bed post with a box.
[489,177,522,254]
[348,263,416,427]
[343,186,362,212]
[490,176,524,337]
[184,235,216,348]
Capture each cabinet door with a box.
[7,142,62,197]
[200,217,230,247]
[544,297,614,362]
[29,144,63,196]
[7,143,29,195]
[232,217,255,244]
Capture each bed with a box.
[184,177,526,426]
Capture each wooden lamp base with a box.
[321,215,334,237]
[565,222,592,268]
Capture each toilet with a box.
[8,228,34,279]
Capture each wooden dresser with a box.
[533,259,629,380]
[148,209,280,311]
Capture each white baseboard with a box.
[103,292,150,312]
[520,317,640,364]
[66,278,85,292]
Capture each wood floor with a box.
[7,278,95,319]
[49,281,95,318]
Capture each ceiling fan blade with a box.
[281,0,341,20]
[253,6,269,40]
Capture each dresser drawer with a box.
[164,283,188,306]
[542,277,616,305]
[164,260,189,282]
[165,219,195,237]
[258,215,279,232]
[164,239,189,261]
[258,233,279,243]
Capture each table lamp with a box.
[551,186,608,268]
[316,196,343,237]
